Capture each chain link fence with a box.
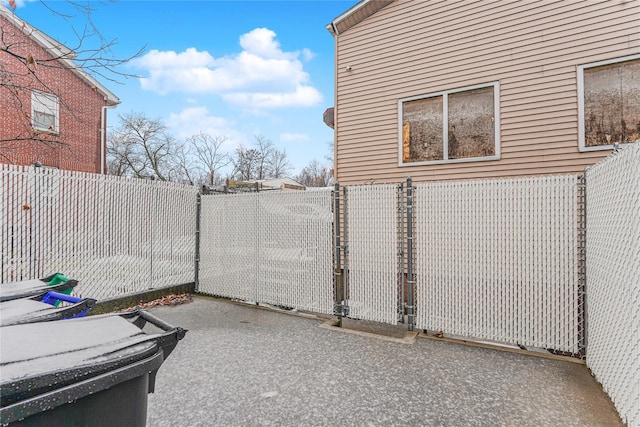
[2,150,637,424]
[0,165,198,299]
[585,142,640,426]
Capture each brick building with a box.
[0,5,119,173]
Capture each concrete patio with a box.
[145,296,621,426]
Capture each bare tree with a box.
[106,130,133,177]
[107,112,176,181]
[230,135,292,181]
[187,132,231,186]
[173,143,200,185]
[253,134,273,180]
[0,2,143,151]
[231,146,259,181]
[269,147,293,178]
[296,159,333,187]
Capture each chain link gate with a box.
[332,181,409,327]
[197,189,334,314]
[414,175,584,354]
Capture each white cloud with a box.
[223,85,322,109]
[301,49,315,61]
[280,132,310,142]
[168,107,244,149]
[134,28,321,109]
[239,28,286,59]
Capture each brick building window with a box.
[578,55,640,151]
[399,82,500,166]
[31,90,59,133]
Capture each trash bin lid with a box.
[0,299,55,326]
[0,297,96,327]
[0,315,161,407]
[0,310,185,426]
[0,279,78,302]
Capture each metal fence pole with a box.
[578,173,587,354]
[253,191,262,305]
[406,177,415,331]
[397,182,405,323]
[31,164,40,278]
[149,187,154,288]
[333,183,343,326]
[342,185,349,321]
[194,193,202,292]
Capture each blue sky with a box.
[6,0,356,175]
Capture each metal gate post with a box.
[194,193,202,292]
[406,177,415,331]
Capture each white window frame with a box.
[578,54,640,152]
[31,90,59,134]
[398,82,500,166]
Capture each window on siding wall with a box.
[399,83,499,165]
[579,55,640,151]
[31,90,59,133]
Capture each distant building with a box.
[202,177,306,194]
[254,178,306,190]
[0,5,119,173]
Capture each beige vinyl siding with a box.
[333,0,640,184]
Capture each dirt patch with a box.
[127,293,193,311]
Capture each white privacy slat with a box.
[585,142,640,427]
[415,176,580,352]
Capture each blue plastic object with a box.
[40,291,91,318]
[40,291,82,306]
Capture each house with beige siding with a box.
[326,0,640,185]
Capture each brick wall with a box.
[0,14,111,173]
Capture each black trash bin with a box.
[0,309,187,427]
[0,292,97,326]
[0,274,78,302]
